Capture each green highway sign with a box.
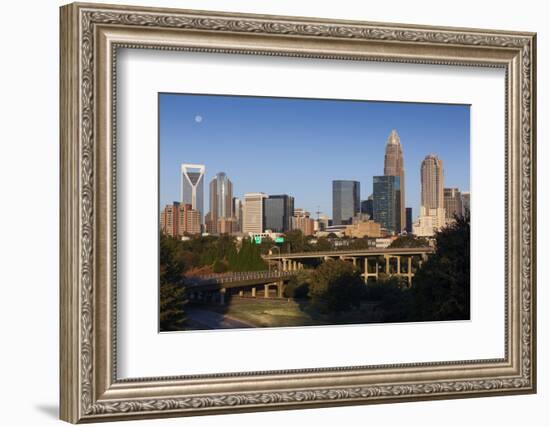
[275,237,285,243]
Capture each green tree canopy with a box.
[229,238,267,272]
[411,216,470,321]
[313,236,333,252]
[281,229,314,253]
[159,234,188,331]
[309,259,364,313]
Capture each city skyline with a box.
[160,94,470,219]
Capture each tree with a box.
[348,237,371,250]
[212,259,228,273]
[389,234,429,248]
[363,276,413,322]
[159,234,188,331]
[282,229,313,253]
[229,238,267,272]
[412,215,470,321]
[313,236,332,252]
[284,270,311,299]
[309,260,364,312]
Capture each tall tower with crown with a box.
[383,129,405,232]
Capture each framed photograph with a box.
[60,2,537,423]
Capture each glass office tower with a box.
[360,195,374,219]
[332,180,360,225]
[263,195,294,233]
[373,175,401,233]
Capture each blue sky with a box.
[159,93,470,220]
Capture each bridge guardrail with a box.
[186,270,294,285]
[262,247,434,259]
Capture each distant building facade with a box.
[360,195,374,219]
[444,187,463,221]
[160,202,200,237]
[217,217,238,234]
[243,192,267,235]
[344,220,382,238]
[263,194,294,233]
[233,197,243,233]
[180,204,201,235]
[373,175,401,234]
[160,202,180,238]
[292,208,315,236]
[462,192,471,217]
[317,214,329,232]
[181,164,205,225]
[405,207,412,233]
[332,180,360,225]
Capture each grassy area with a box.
[194,297,382,328]
[220,298,326,328]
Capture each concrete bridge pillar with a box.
[397,256,401,274]
[385,255,390,274]
[264,284,269,298]
[363,257,380,282]
[277,280,284,298]
[407,256,413,286]
[219,288,226,305]
[238,289,244,297]
[251,287,256,298]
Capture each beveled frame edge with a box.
[59,2,537,423]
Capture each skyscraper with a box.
[384,130,406,232]
[444,187,463,221]
[181,164,205,225]
[332,180,360,225]
[233,197,243,232]
[373,175,401,233]
[421,155,444,211]
[207,172,233,234]
[413,155,446,236]
[263,194,294,233]
[243,193,267,235]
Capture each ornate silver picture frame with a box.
[60,2,536,423]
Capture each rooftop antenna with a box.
[315,206,322,220]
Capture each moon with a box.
[194,115,203,123]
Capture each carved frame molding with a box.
[60,2,536,423]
